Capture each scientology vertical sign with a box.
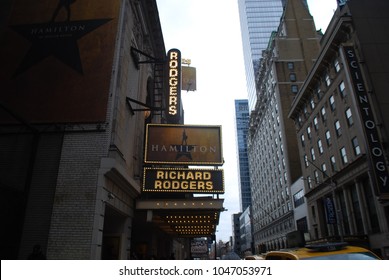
[343,46,389,199]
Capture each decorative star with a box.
[11,19,112,77]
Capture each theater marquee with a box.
[144,124,223,165]
[143,168,224,193]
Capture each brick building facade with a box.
[0,0,169,259]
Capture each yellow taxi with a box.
[244,254,265,260]
[264,242,381,260]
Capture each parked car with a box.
[264,242,381,260]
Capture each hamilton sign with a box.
[1,0,119,124]
[144,124,223,165]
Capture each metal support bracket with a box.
[130,47,165,69]
[126,97,162,115]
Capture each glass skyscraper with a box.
[238,0,284,111]
[234,99,251,211]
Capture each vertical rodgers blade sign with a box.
[166,49,181,123]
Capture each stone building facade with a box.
[248,0,320,252]
[289,0,389,258]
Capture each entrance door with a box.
[102,206,126,259]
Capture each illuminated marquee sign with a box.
[343,46,389,198]
[166,49,182,123]
[143,168,224,193]
[144,124,223,165]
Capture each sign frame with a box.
[144,124,223,166]
[143,167,224,194]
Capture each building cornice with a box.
[288,12,354,120]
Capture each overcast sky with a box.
[156,0,338,242]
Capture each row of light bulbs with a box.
[174,225,214,229]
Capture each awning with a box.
[136,197,224,238]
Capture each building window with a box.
[313,116,319,130]
[317,139,324,154]
[325,74,331,86]
[303,105,308,117]
[291,85,298,93]
[288,62,294,70]
[307,126,312,139]
[321,163,327,175]
[297,115,302,126]
[314,170,320,184]
[345,108,353,126]
[310,147,316,161]
[352,137,361,156]
[329,95,336,111]
[304,155,309,167]
[321,106,327,122]
[339,81,346,98]
[335,120,342,137]
[330,156,337,172]
[325,130,331,146]
[290,73,297,82]
[316,88,322,100]
[310,98,315,110]
[340,147,348,164]
[334,58,341,72]
[307,176,312,189]
[293,189,305,208]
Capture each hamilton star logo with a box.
[10,0,112,77]
[172,129,196,160]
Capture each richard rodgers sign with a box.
[143,168,224,194]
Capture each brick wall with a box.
[47,130,109,259]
